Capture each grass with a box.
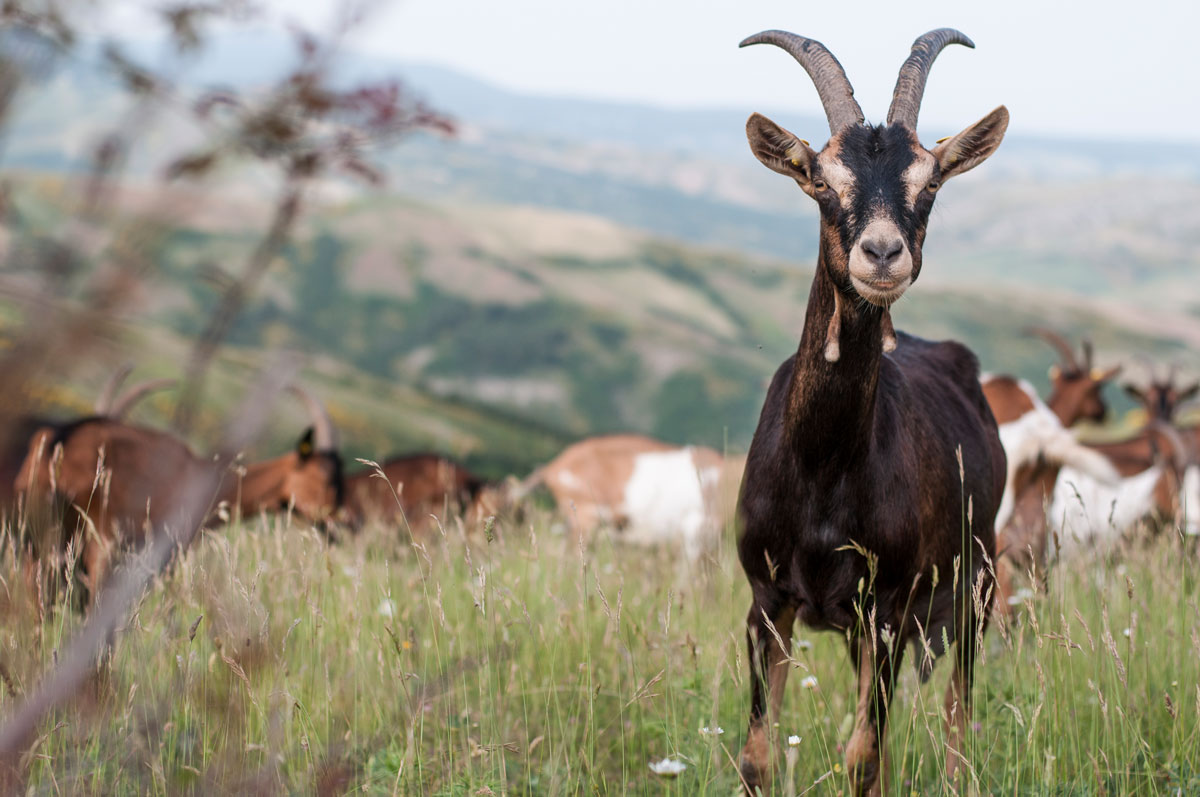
[1,507,1199,795]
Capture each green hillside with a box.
[1,173,1186,479]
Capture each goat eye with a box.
[926,180,941,192]
[812,179,827,191]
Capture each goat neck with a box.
[787,251,884,467]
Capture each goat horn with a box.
[740,30,864,135]
[109,378,177,419]
[95,362,134,415]
[289,385,339,451]
[1081,339,1094,371]
[1027,327,1079,372]
[886,28,974,129]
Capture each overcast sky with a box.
[113,0,1200,144]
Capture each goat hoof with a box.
[849,758,879,795]
[739,756,765,794]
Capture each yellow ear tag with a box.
[791,158,800,166]
[299,442,313,456]
[935,135,951,144]
[1049,365,1061,380]
[799,139,810,146]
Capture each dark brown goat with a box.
[14,386,342,603]
[734,29,1008,794]
[342,453,493,535]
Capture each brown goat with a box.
[519,434,741,561]
[1028,328,1121,424]
[14,386,342,603]
[735,29,1007,794]
[0,372,177,513]
[342,453,493,535]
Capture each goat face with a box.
[745,110,1007,308]
[1125,379,1199,425]
[1051,364,1121,424]
[282,427,344,521]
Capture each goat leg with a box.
[845,631,903,797]
[945,567,991,784]
[739,601,796,794]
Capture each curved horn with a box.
[740,30,864,134]
[886,28,975,129]
[1027,327,1079,372]
[95,362,134,415]
[1081,339,1094,371]
[109,378,177,420]
[289,385,338,451]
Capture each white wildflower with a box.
[649,757,686,777]
[794,639,814,651]
[378,599,396,618]
[787,735,801,747]
[800,675,818,690]
[699,726,724,736]
[1122,627,1131,638]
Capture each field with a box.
[3,503,1198,795]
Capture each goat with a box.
[14,385,342,603]
[1050,420,1200,547]
[0,370,176,513]
[342,453,495,535]
[980,375,1120,609]
[1048,364,1200,548]
[980,331,1122,608]
[518,434,741,561]
[1026,328,1121,424]
[1124,361,1198,425]
[733,29,1008,794]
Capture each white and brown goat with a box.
[519,434,742,561]
[1050,366,1200,549]
[980,331,1123,608]
[734,29,1008,794]
[14,385,343,603]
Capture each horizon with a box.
[96,0,1200,147]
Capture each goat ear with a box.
[932,105,1008,181]
[746,113,818,189]
[1124,384,1147,405]
[1094,364,1122,383]
[1179,382,1200,404]
[296,427,316,460]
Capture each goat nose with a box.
[860,237,904,268]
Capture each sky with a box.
[107,0,1200,144]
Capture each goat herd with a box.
[2,27,1194,796]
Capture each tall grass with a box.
[1,510,1197,794]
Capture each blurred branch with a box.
[0,359,297,788]
[169,22,454,434]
